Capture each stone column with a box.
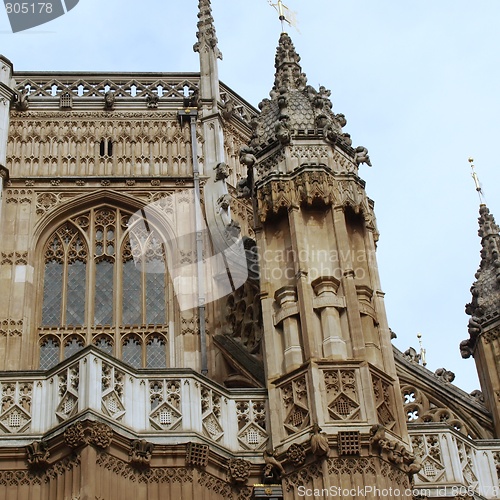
[274,286,303,372]
[312,276,347,359]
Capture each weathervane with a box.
[469,157,485,203]
[417,333,427,367]
[268,0,298,33]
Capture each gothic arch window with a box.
[39,337,60,370]
[38,205,169,369]
[146,335,167,368]
[122,335,142,369]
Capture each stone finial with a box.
[273,33,307,92]
[26,440,50,470]
[193,0,222,60]
[129,439,154,468]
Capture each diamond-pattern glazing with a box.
[94,260,114,325]
[64,337,84,359]
[122,337,142,368]
[66,261,86,325]
[146,336,166,368]
[122,259,142,325]
[146,268,166,325]
[39,338,60,370]
[42,261,63,326]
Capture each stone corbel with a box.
[274,286,303,371]
[312,276,347,359]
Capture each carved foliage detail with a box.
[64,421,113,449]
[227,458,251,484]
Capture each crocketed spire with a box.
[193,0,222,60]
[250,33,349,156]
[461,204,500,358]
[273,33,308,92]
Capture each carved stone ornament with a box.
[104,91,115,110]
[129,439,154,469]
[64,421,113,449]
[354,146,372,167]
[215,162,229,181]
[403,347,421,364]
[26,440,50,470]
[369,424,420,474]
[0,166,9,182]
[14,87,29,111]
[434,368,455,383]
[286,443,306,467]
[146,94,159,109]
[470,389,485,404]
[263,449,286,483]
[310,423,330,457]
[227,458,251,484]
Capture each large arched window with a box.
[38,205,169,369]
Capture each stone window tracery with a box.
[38,206,169,369]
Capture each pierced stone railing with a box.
[409,424,500,499]
[0,347,269,455]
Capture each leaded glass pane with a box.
[40,339,60,370]
[122,259,142,325]
[145,266,166,325]
[42,261,63,326]
[122,337,142,368]
[94,260,114,325]
[146,336,166,368]
[66,260,86,325]
[64,337,84,359]
[94,337,113,355]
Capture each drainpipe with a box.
[179,108,207,376]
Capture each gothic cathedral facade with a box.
[0,2,498,499]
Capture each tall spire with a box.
[193,0,222,60]
[273,33,307,91]
[193,0,222,107]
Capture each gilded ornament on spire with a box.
[193,0,222,60]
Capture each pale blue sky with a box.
[2,0,500,393]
